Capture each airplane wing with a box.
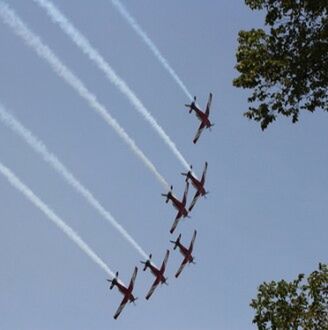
[170,211,182,234]
[188,190,201,212]
[193,122,205,144]
[189,230,197,252]
[205,93,213,116]
[175,257,189,278]
[201,161,208,185]
[182,182,189,206]
[160,250,170,273]
[113,296,129,320]
[128,267,138,291]
[145,278,161,300]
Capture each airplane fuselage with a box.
[188,174,206,196]
[171,196,188,217]
[193,109,212,128]
[149,264,166,283]
[177,243,194,263]
[169,195,188,217]
[114,282,136,302]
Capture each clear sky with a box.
[0,1,327,329]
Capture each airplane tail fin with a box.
[181,165,192,181]
[185,105,193,113]
[131,297,138,305]
[170,234,181,250]
[185,97,196,113]
[181,173,188,183]
[107,271,119,290]
[140,254,152,271]
[140,261,147,271]
[161,186,173,203]
[161,193,170,203]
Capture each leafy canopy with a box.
[251,263,328,330]
[234,0,328,129]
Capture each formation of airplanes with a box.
[108,94,213,319]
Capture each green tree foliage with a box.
[233,0,328,129]
[251,263,328,330]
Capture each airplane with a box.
[170,230,197,278]
[185,93,214,144]
[181,162,208,212]
[141,250,170,300]
[162,182,190,234]
[107,267,138,320]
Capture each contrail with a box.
[33,0,191,171]
[0,103,149,260]
[109,0,194,101]
[0,2,169,190]
[0,161,116,279]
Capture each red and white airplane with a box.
[162,182,190,234]
[107,267,138,319]
[170,230,197,278]
[185,93,214,144]
[181,162,208,212]
[141,250,170,300]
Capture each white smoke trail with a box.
[0,161,115,279]
[0,103,149,260]
[33,0,190,171]
[0,2,169,190]
[109,0,194,101]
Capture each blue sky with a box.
[0,1,327,329]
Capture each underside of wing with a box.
[189,230,197,251]
[205,93,212,116]
[145,279,160,300]
[128,267,138,291]
[189,191,201,212]
[182,182,189,205]
[175,258,188,278]
[170,212,182,234]
[113,296,128,320]
[201,162,208,185]
[193,123,205,144]
[160,250,170,273]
